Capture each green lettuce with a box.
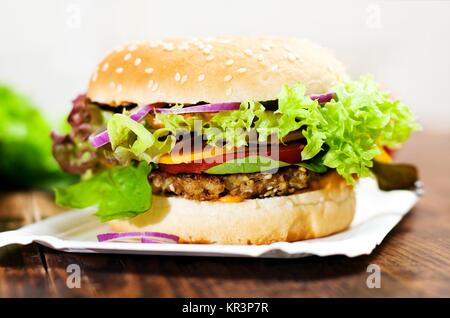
[0,85,75,190]
[205,101,279,149]
[296,153,328,173]
[108,113,176,164]
[55,162,152,221]
[275,76,419,183]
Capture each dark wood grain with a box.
[0,133,449,297]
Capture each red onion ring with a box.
[97,231,179,244]
[129,104,153,121]
[310,92,336,104]
[89,130,110,148]
[89,104,154,148]
[153,102,241,114]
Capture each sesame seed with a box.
[202,48,211,55]
[261,44,271,51]
[244,49,253,56]
[256,54,264,62]
[224,74,232,82]
[117,84,123,92]
[144,67,154,74]
[115,67,124,73]
[102,63,109,72]
[287,53,297,62]
[91,71,98,82]
[271,64,279,72]
[206,55,214,61]
[147,80,154,89]
[128,44,138,52]
[134,58,142,66]
[109,81,116,89]
[124,53,132,61]
[218,38,231,44]
[226,88,233,96]
[195,42,205,49]
[284,45,293,52]
[180,75,188,84]
[197,74,205,82]
[163,43,174,51]
[225,59,234,66]
[236,68,247,74]
[175,72,181,82]
[151,83,159,91]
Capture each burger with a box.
[52,37,419,244]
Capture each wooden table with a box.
[0,133,449,297]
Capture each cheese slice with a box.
[159,146,237,164]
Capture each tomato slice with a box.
[159,143,304,174]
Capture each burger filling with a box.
[52,77,419,221]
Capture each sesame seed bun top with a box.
[87,37,349,106]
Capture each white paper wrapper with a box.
[0,178,418,258]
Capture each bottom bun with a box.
[108,172,355,245]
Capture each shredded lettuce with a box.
[55,162,152,221]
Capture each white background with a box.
[1,0,449,131]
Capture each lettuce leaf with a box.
[296,153,328,173]
[275,76,419,183]
[55,162,152,221]
[108,114,155,156]
[205,101,280,149]
[107,114,176,164]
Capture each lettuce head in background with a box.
[0,85,76,190]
